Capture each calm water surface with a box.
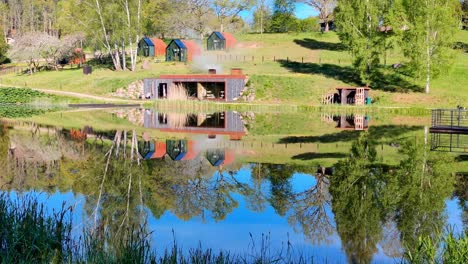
[0,108,466,263]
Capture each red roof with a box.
[336,87,371,91]
[221,32,237,49]
[221,149,235,166]
[181,141,198,161]
[158,74,245,80]
[150,38,167,57]
[151,141,166,159]
[181,40,201,62]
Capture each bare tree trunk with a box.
[425,19,431,94]
[94,0,122,71]
[122,40,126,71]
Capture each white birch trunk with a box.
[95,0,122,71]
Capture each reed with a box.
[404,229,468,263]
[167,84,188,101]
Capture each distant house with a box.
[207,32,237,51]
[166,39,200,62]
[319,20,335,32]
[138,37,166,57]
[69,48,86,65]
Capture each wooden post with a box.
[287,57,289,63]
[302,57,304,63]
[274,56,276,62]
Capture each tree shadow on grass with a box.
[292,152,347,160]
[294,38,345,51]
[277,60,361,86]
[278,60,423,92]
[279,125,423,144]
[454,42,467,53]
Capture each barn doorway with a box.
[158,83,167,98]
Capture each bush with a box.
[0,87,50,103]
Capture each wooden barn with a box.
[207,32,237,51]
[138,37,166,57]
[166,39,200,62]
[144,68,246,102]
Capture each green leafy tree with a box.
[330,133,392,263]
[0,28,8,64]
[462,0,468,29]
[334,0,389,85]
[253,0,272,34]
[269,0,296,32]
[394,138,455,251]
[391,0,460,93]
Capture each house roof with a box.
[336,87,371,91]
[151,141,166,159]
[213,31,225,40]
[142,37,154,46]
[221,32,236,48]
[181,141,198,161]
[171,39,186,49]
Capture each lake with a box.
[0,107,466,263]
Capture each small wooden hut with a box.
[138,37,155,57]
[138,37,167,57]
[166,139,188,160]
[166,39,200,62]
[207,32,237,51]
[335,87,370,105]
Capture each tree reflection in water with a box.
[0,122,460,262]
[330,132,456,263]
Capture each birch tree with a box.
[296,0,336,32]
[392,0,460,94]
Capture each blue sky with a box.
[240,2,319,23]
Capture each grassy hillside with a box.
[0,31,466,108]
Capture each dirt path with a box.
[0,84,145,104]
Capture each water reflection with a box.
[0,115,463,263]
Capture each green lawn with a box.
[0,30,466,108]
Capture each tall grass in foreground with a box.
[404,229,468,263]
[2,194,466,263]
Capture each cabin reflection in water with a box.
[139,139,235,166]
[143,111,246,140]
[322,114,369,130]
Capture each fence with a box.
[431,109,468,129]
[430,109,468,152]
[215,54,352,65]
[0,66,27,76]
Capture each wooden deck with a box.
[430,109,468,152]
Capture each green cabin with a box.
[166,139,187,160]
[207,32,226,51]
[138,37,155,57]
[166,39,187,62]
[206,148,225,166]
